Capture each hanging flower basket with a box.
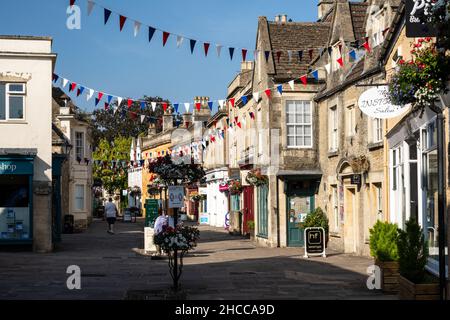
[92,186,103,198]
[190,194,206,202]
[245,169,269,186]
[228,180,243,195]
[128,186,141,197]
[388,38,450,108]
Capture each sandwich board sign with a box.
[303,227,326,258]
[168,186,184,208]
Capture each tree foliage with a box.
[93,136,131,194]
[369,220,399,262]
[148,154,205,186]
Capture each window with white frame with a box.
[75,132,84,161]
[0,83,26,121]
[346,105,356,137]
[75,184,85,211]
[371,118,383,143]
[371,9,386,47]
[329,105,338,151]
[374,183,383,217]
[286,100,312,148]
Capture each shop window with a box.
[0,175,30,240]
[0,83,26,121]
[286,100,312,148]
[329,105,338,151]
[75,132,84,161]
[75,184,85,211]
[371,118,383,143]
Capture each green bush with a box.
[303,207,329,235]
[397,219,429,283]
[247,220,255,231]
[369,220,399,262]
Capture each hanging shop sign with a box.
[303,227,326,258]
[351,174,362,186]
[358,86,408,119]
[405,0,437,38]
[168,186,184,208]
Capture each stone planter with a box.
[398,275,440,300]
[375,260,400,294]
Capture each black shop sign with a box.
[303,227,326,258]
[405,0,437,38]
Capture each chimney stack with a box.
[281,14,288,24]
[318,0,334,20]
[274,15,280,23]
[162,105,174,132]
[193,96,211,124]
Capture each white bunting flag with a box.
[151,102,157,111]
[176,36,184,48]
[140,115,146,123]
[62,78,69,88]
[184,102,190,113]
[288,80,295,91]
[287,50,293,63]
[324,63,331,74]
[202,140,206,148]
[113,105,118,114]
[87,88,94,101]
[117,97,123,106]
[87,0,95,16]
[218,100,225,109]
[253,92,260,103]
[133,21,141,37]
[242,116,246,126]
[216,44,223,57]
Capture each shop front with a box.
[0,156,34,244]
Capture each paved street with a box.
[0,219,394,300]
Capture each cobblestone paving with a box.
[0,218,395,300]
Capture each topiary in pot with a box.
[303,207,329,246]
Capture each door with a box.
[344,187,357,253]
[243,186,254,234]
[287,194,313,247]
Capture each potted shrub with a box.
[397,219,439,300]
[246,220,255,240]
[302,207,329,247]
[369,221,400,293]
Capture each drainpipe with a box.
[276,176,280,247]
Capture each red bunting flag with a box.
[363,37,371,53]
[70,82,77,92]
[242,49,247,61]
[300,75,307,86]
[195,102,201,111]
[276,51,282,63]
[204,43,210,57]
[104,102,109,110]
[211,136,216,142]
[249,112,255,119]
[162,32,170,46]
[70,0,75,7]
[265,89,271,98]
[127,99,133,108]
[338,43,342,54]
[119,15,127,31]
[237,122,242,128]
[162,102,168,112]
[229,98,235,108]
[76,88,82,97]
[337,56,344,67]
[234,116,238,123]
[98,92,103,100]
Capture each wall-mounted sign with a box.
[168,186,184,208]
[219,183,229,192]
[351,174,362,185]
[304,227,326,258]
[0,161,33,175]
[358,86,408,119]
[405,0,437,38]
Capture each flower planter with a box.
[375,260,400,294]
[398,275,440,300]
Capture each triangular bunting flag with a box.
[87,0,95,16]
[216,44,222,57]
[184,102,190,113]
[300,75,307,86]
[127,99,133,108]
[190,39,196,54]
[253,91,260,102]
[203,42,210,57]
[218,100,225,109]
[312,70,319,80]
[69,82,76,92]
[107,95,113,104]
[277,85,283,95]
[363,37,371,53]
[95,98,100,106]
[162,102,168,112]
[162,32,170,46]
[52,73,59,83]
[133,21,141,37]
[242,49,247,62]
[349,49,356,60]
[173,103,179,113]
[104,102,109,110]
[241,95,248,105]
[77,86,85,97]
[117,97,123,106]
[119,15,127,31]
[237,122,241,128]
[87,88,94,101]
[195,102,201,111]
[325,63,331,74]
[229,98,235,108]
[207,101,213,111]
[62,78,69,88]
[229,47,235,60]
[249,111,255,120]
[140,101,146,110]
[328,46,332,56]
[288,80,295,91]
[265,89,271,98]
[148,27,156,43]
[104,8,112,25]
[264,51,270,62]
[140,115,146,123]
[337,57,344,67]
[151,102,157,111]
[176,36,184,48]
[70,0,76,7]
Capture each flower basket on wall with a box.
[128,186,141,198]
[228,180,243,195]
[190,194,206,202]
[245,169,269,186]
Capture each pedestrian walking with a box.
[105,197,118,234]
[153,210,167,256]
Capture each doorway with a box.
[343,187,357,253]
[243,186,254,234]
[287,194,314,247]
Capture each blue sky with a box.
[0,0,318,113]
